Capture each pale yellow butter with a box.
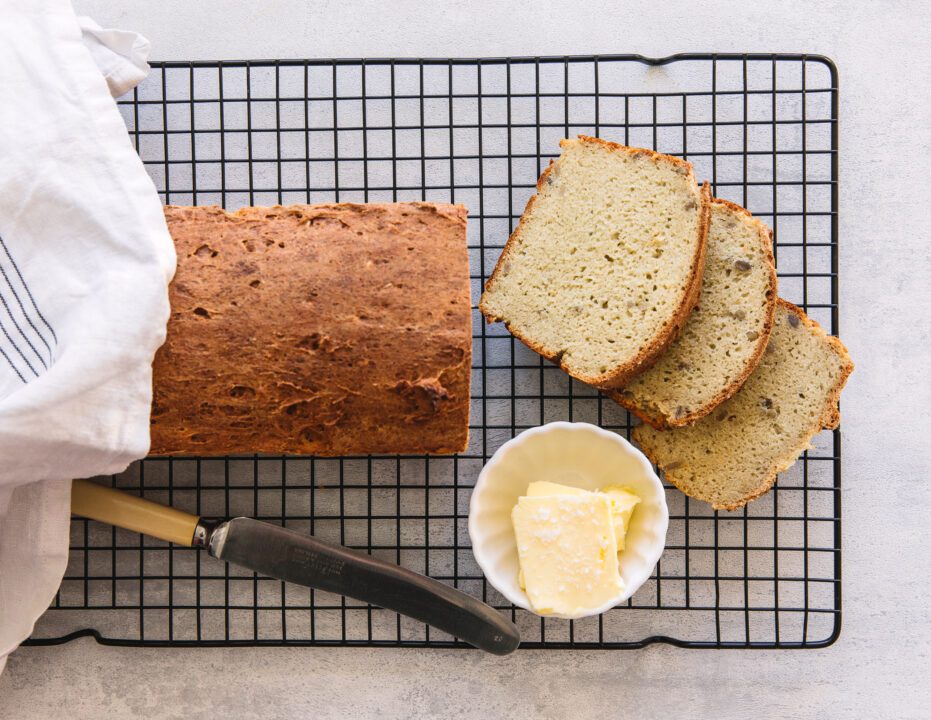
[601,485,641,551]
[526,481,641,550]
[519,481,596,590]
[512,494,624,616]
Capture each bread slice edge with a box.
[632,298,854,511]
[609,197,778,429]
[479,135,712,389]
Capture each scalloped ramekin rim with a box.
[468,421,670,620]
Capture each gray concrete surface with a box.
[2,1,930,717]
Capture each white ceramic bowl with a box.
[468,421,669,619]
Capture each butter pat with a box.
[601,485,641,551]
[511,494,624,616]
[527,481,641,550]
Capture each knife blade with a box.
[203,517,519,654]
[204,517,520,654]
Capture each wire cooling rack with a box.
[27,54,840,649]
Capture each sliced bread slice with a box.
[608,198,777,427]
[480,136,711,389]
[633,300,853,511]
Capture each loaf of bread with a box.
[633,300,853,510]
[150,203,472,456]
[480,136,710,389]
[609,199,777,427]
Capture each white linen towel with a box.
[0,1,175,672]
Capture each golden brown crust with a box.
[633,298,854,511]
[610,197,778,428]
[711,197,755,218]
[609,394,665,428]
[572,135,696,173]
[479,136,711,389]
[151,202,472,456]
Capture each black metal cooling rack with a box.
[26,53,841,650]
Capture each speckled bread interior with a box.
[479,136,710,389]
[633,300,853,510]
[609,198,777,428]
[151,202,472,456]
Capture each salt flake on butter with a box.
[511,494,624,616]
[526,481,641,550]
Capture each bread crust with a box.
[610,198,778,428]
[151,202,472,456]
[479,135,711,389]
[633,298,854,511]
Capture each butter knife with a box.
[71,479,520,655]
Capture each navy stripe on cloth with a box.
[0,234,57,384]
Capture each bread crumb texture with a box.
[610,199,777,427]
[633,300,853,510]
[151,203,471,456]
[480,136,707,387]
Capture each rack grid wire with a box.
[27,53,841,650]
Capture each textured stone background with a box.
[1,1,928,718]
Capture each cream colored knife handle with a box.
[71,479,200,546]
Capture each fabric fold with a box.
[0,1,172,671]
